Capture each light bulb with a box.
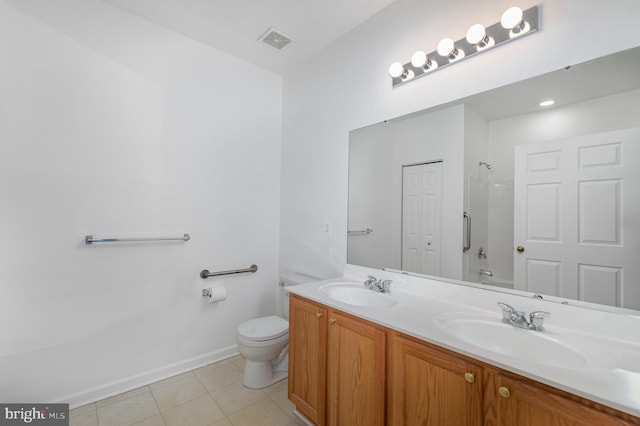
[539,100,555,107]
[437,38,455,57]
[466,24,494,50]
[501,6,530,36]
[437,38,464,61]
[466,24,486,45]
[411,51,437,72]
[411,51,428,68]
[501,7,523,29]
[388,62,405,79]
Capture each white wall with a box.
[0,0,282,406]
[348,123,394,269]
[279,0,640,281]
[391,106,464,279]
[348,105,465,279]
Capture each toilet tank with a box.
[279,273,318,319]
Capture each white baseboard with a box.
[58,345,239,409]
[293,409,315,426]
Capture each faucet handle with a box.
[497,302,515,313]
[529,311,550,330]
[497,302,515,322]
[381,280,392,293]
[364,275,376,285]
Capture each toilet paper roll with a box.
[207,286,227,303]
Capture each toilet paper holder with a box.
[202,286,227,303]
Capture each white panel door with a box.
[514,128,640,309]
[402,162,443,275]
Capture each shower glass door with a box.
[466,176,514,288]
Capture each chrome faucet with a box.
[364,275,392,294]
[497,302,550,331]
[479,269,493,277]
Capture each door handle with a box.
[463,212,471,252]
[516,245,525,253]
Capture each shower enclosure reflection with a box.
[466,175,514,288]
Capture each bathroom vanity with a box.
[287,266,640,425]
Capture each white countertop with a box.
[287,264,640,418]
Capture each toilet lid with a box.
[237,315,288,341]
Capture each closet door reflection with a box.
[402,161,442,275]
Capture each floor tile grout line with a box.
[95,385,162,426]
[84,357,302,426]
[152,378,214,420]
[194,365,271,418]
[147,384,166,426]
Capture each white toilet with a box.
[236,276,300,389]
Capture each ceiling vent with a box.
[258,27,293,51]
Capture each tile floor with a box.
[69,356,306,426]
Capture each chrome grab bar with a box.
[85,233,190,245]
[463,212,471,252]
[348,228,373,235]
[200,264,258,279]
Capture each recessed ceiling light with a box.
[539,100,555,107]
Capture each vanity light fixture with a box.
[388,5,539,87]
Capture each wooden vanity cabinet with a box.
[389,333,483,426]
[390,332,638,426]
[289,295,639,425]
[488,372,638,426]
[326,309,386,425]
[387,330,640,426]
[288,294,386,426]
[288,294,327,425]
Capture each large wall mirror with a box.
[348,46,640,311]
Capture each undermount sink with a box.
[319,282,398,308]
[435,312,589,368]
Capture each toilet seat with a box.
[237,315,288,342]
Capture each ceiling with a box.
[101,0,396,75]
[464,46,640,121]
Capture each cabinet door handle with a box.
[464,373,475,383]
[329,318,336,325]
[315,312,322,319]
[498,387,511,398]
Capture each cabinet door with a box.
[326,309,386,426]
[494,374,635,426]
[288,295,327,425]
[390,334,483,426]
